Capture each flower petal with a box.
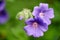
[25,18,34,25]
[32,6,40,16]
[40,17,51,25]
[0,10,8,24]
[39,24,48,32]
[39,3,48,10]
[24,25,44,37]
[24,25,34,36]
[33,27,44,37]
[45,8,54,19]
[19,16,24,20]
[0,0,5,11]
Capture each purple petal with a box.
[33,28,44,37]
[32,6,40,16]
[40,17,51,25]
[39,24,48,32]
[0,0,5,11]
[39,3,48,10]
[19,16,24,20]
[24,25,34,36]
[35,17,45,26]
[25,18,34,25]
[0,10,8,24]
[24,25,44,37]
[45,8,54,19]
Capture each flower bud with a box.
[16,9,33,20]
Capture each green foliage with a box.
[0,0,60,40]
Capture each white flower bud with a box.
[16,8,33,20]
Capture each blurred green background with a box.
[0,0,60,40]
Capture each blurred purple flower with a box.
[32,3,54,25]
[0,0,5,11]
[19,16,24,20]
[24,17,48,37]
[0,10,8,24]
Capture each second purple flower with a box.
[32,3,54,25]
[0,0,9,24]
[0,10,8,24]
[24,17,48,37]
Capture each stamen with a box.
[39,12,44,17]
[32,22,38,29]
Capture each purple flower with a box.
[24,17,48,37]
[32,3,54,25]
[19,16,24,20]
[0,0,5,11]
[0,10,8,24]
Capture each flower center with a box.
[32,22,38,29]
[0,0,2,4]
[0,13,3,16]
[39,12,44,18]
[0,11,6,16]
